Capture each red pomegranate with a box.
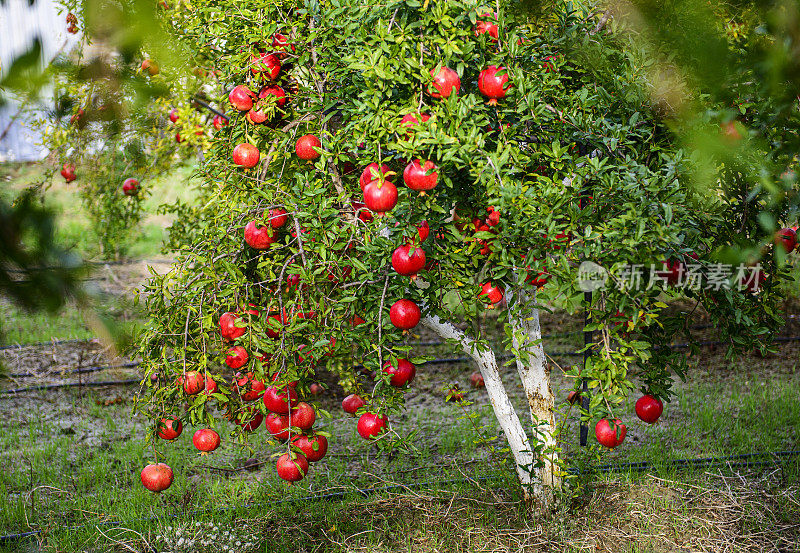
[292,434,328,462]
[201,375,218,395]
[357,412,388,439]
[383,358,416,387]
[259,84,287,108]
[478,65,511,105]
[61,163,76,183]
[140,463,173,492]
[389,299,421,330]
[776,227,797,253]
[212,114,228,130]
[479,282,504,305]
[391,244,426,276]
[181,371,205,395]
[475,19,499,41]
[141,59,159,75]
[295,134,321,160]
[266,412,291,440]
[122,178,140,196]
[175,132,183,143]
[225,346,249,369]
[595,418,626,448]
[470,372,485,388]
[244,221,277,250]
[403,159,439,191]
[247,99,270,124]
[235,372,266,401]
[232,143,260,168]
[359,163,392,190]
[266,207,288,228]
[157,418,182,440]
[250,52,281,79]
[363,181,398,212]
[219,311,246,341]
[229,85,255,111]
[289,402,316,430]
[428,66,460,99]
[192,428,221,452]
[399,113,431,132]
[263,385,299,414]
[240,412,264,432]
[265,312,286,339]
[169,108,179,123]
[342,393,365,415]
[635,395,664,424]
[276,452,309,482]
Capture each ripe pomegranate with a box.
[250,52,281,79]
[182,371,205,395]
[140,463,173,492]
[141,59,159,75]
[219,311,246,341]
[428,66,460,99]
[259,84,287,107]
[357,412,388,439]
[240,412,264,432]
[363,181,398,212]
[60,163,76,183]
[263,385,299,414]
[309,383,323,396]
[392,244,426,276]
[229,85,255,111]
[201,375,218,395]
[235,372,266,401]
[469,372,485,388]
[157,418,182,440]
[475,19,499,41]
[276,452,309,482]
[567,391,582,405]
[635,395,663,424]
[268,207,289,228]
[225,346,249,369]
[447,386,466,402]
[290,402,316,430]
[292,434,328,462]
[175,132,183,143]
[775,227,797,253]
[479,282,504,305]
[192,428,221,453]
[232,143,260,168]
[595,418,626,448]
[359,163,392,190]
[265,312,286,339]
[403,159,439,191]
[478,65,511,105]
[244,221,277,250]
[486,206,500,227]
[296,134,321,160]
[342,394,365,414]
[247,100,270,124]
[212,114,227,130]
[122,178,140,196]
[399,113,431,132]
[417,220,430,242]
[266,412,291,440]
[383,358,416,387]
[352,200,373,223]
[389,299,421,330]
[168,108,179,123]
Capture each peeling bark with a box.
[508,287,561,501]
[422,314,537,499]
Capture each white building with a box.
[0,0,81,162]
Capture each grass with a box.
[0,357,798,552]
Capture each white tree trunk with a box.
[507,288,561,499]
[421,314,537,497]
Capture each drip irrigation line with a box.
[0,379,140,395]
[2,450,799,543]
[192,95,229,120]
[9,361,140,379]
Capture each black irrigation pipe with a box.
[9,361,140,379]
[5,335,800,395]
[0,379,140,395]
[3,450,800,543]
[192,95,229,120]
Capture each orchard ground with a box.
[1,163,800,552]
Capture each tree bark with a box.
[421,314,537,499]
[507,288,561,503]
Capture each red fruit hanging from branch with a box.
[391,244,426,276]
[229,85,255,111]
[635,395,664,424]
[276,452,309,482]
[225,346,249,369]
[193,429,221,453]
[363,180,398,212]
[244,221,277,250]
[403,160,439,191]
[359,163,392,190]
[595,419,626,448]
[383,358,416,387]
[140,463,173,492]
[357,412,388,439]
[428,66,461,99]
[232,143,260,168]
[296,134,321,160]
[389,299,421,330]
[478,65,511,105]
